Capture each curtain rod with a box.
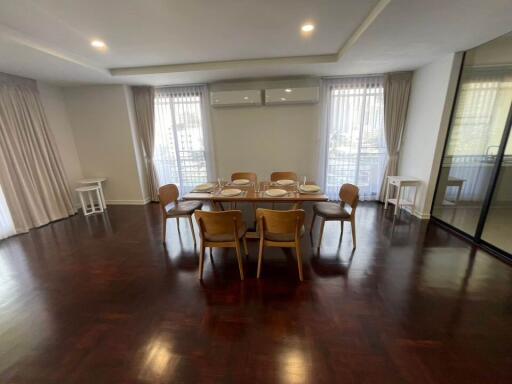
[155,82,208,89]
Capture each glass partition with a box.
[432,30,512,258]
[481,132,512,253]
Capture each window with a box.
[0,185,15,240]
[322,77,386,200]
[153,86,215,194]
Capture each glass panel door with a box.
[432,69,512,236]
[481,126,512,253]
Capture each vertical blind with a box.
[321,77,386,200]
[153,85,215,195]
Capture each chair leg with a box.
[317,218,325,249]
[162,215,167,244]
[350,217,356,249]
[176,217,180,232]
[198,244,205,280]
[209,248,214,263]
[295,242,304,282]
[242,236,248,256]
[310,213,317,234]
[257,237,265,278]
[234,240,245,280]
[339,220,344,242]
[188,216,196,245]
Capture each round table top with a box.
[78,177,107,184]
[75,185,101,192]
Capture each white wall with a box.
[37,81,83,203]
[63,85,149,204]
[210,78,320,181]
[398,53,463,218]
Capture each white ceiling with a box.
[0,0,511,86]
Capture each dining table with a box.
[183,181,328,238]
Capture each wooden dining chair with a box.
[231,172,257,184]
[269,172,298,209]
[270,171,298,182]
[230,172,258,210]
[310,183,359,250]
[194,210,248,280]
[159,184,202,245]
[256,208,305,281]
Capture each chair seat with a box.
[204,224,247,242]
[313,202,350,219]
[265,225,305,242]
[166,200,202,216]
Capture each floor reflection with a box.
[138,334,179,382]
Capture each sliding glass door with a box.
[481,130,512,254]
[431,31,512,259]
[432,69,512,235]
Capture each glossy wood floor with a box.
[1,203,511,383]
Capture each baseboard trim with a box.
[106,199,150,205]
[402,206,430,220]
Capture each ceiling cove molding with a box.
[0,23,109,75]
[336,0,391,60]
[110,54,337,76]
[110,0,392,77]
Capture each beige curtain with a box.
[0,73,75,234]
[132,86,158,201]
[379,72,413,201]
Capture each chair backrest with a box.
[256,208,305,238]
[270,171,298,182]
[231,172,257,183]
[339,184,359,210]
[159,184,179,208]
[194,210,244,238]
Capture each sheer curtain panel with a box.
[319,76,386,200]
[154,85,216,195]
[378,72,413,201]
[0,73,75,234]
[132,86,159,201]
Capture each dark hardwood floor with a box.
[0,202,511,383]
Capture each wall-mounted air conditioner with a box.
[264,87,319,105]
[210,90,262,107]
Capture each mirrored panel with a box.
[432,32,512,237]
[481,133,512,253]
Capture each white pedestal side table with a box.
[384,176,421,216]
[76,186,104,216]
[78,177,107,209]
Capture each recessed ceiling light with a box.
[280,97,286,101]
[301,23,315,33]
[243,96,249,100]
[91,39,107,49]
[285,89,292,93]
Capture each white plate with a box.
[220,188,242,197]
[276,179,295,186]
[265,188,288,197]
[300,184,321,193]
[195,183,215,191]
[232,179,250,185]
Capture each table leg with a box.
[97,182,107,209]
[455,185,462,205]
[394,183,402,216]
[384,178,390,209]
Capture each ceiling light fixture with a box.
[285,89,292,93]
[91,39,107,49]
[280,97,286,101]
[243,96,249,100]
[301,23,315,33]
